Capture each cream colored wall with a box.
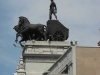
[76,46,100,75]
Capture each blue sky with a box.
[0,0,100,75]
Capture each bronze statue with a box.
[49,0,57,20]
[13,16,46,47]
[13,0,70,47]
[14,16,69,47]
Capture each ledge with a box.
[25,41,70,46]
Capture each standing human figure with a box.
[49,0,57,20]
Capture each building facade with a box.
[13,41,100,75]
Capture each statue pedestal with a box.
[13,41,77,75]
[22,41,70,75]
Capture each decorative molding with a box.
[18,73,25,75]
[25,57,59,63]
[24,47,65,55]
[18,64,25,69]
